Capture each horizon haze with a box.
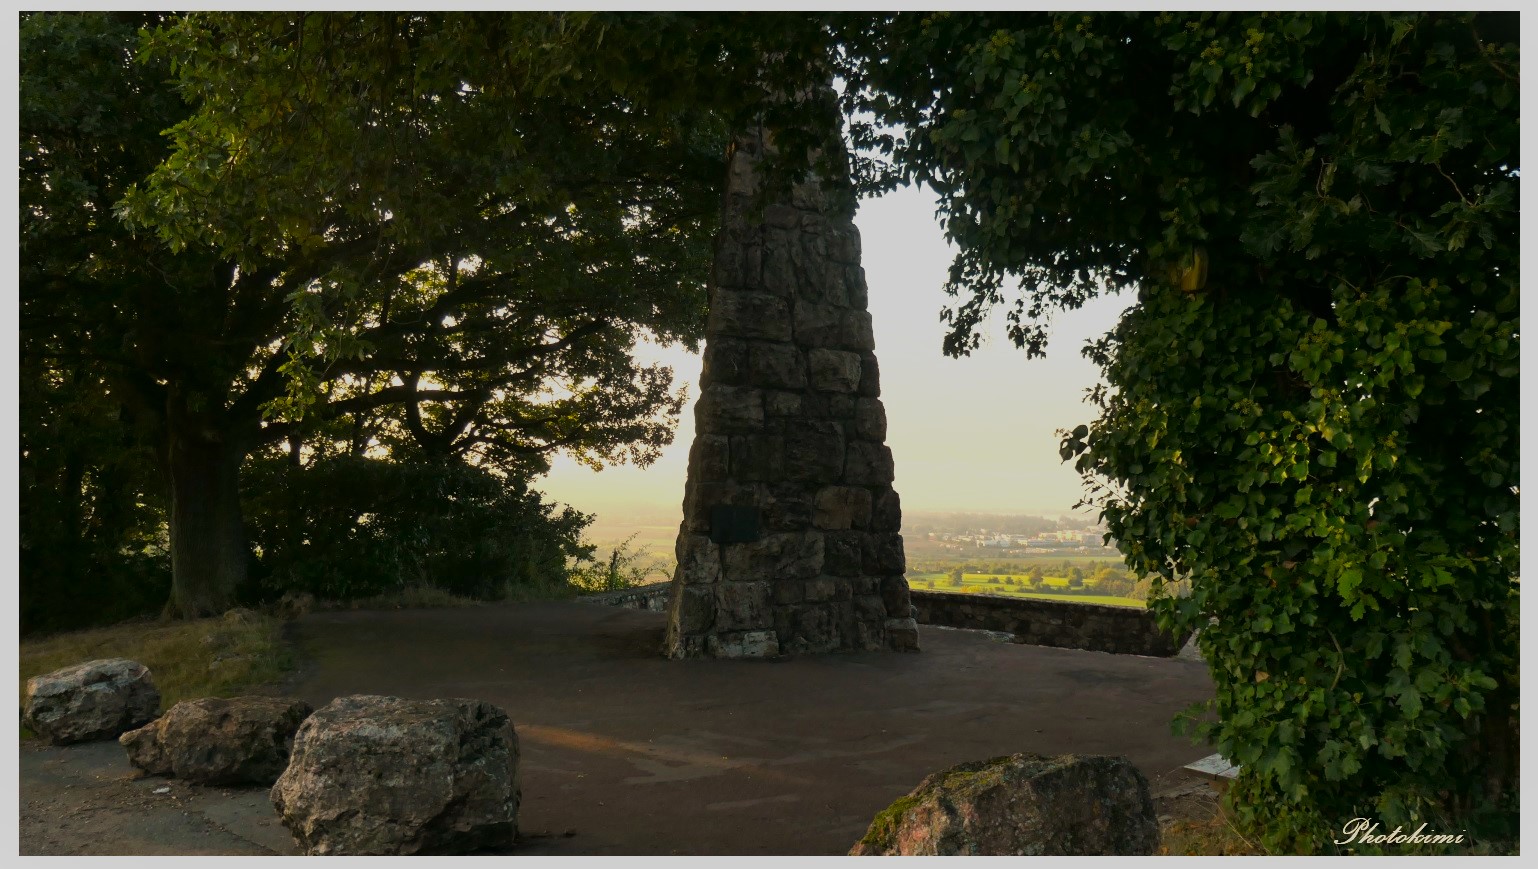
[539,183,1133,527]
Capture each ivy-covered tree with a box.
[843,11,1518,851]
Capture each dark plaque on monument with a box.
[708,505,762,545]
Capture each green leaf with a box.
[1374,106,1392,135]
[1338,567,1363,597]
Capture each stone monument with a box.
[664,125,919,658]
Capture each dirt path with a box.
[20,601,1218,855]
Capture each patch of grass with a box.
[321,580,594,610]
[1160,801,1264,856]
[19,612,293,737]
[333,585,484,611]
[501,579,585,604]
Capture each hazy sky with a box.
[540,184,1132,522]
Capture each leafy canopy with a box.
[120,12,745,474]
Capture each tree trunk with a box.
[166,428,247,618]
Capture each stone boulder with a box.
[850,753,1159,856]
[271,695,519,855]
[23,658,160,745]
[120,696,313,785]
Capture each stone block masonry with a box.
[589,584,1186,658]
[665,126,918,659]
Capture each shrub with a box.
[244,455,591,602]
[569,534,666,592]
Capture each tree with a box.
[19,324,171,632]
[23,12,739,616]
[1090,567,1132,597]
[20,11,228,622]
[843,11,1518,850]
[948,566,965,587]
[1066,567,1085,590]
[1024,565,1045,589]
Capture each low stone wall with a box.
[581,584,1190,657]
[578,584,671,612]
[908,590,1189,657]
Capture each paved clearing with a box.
[19,740,297,855]
[20,601,1216,855]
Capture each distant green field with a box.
[903,551,1124,572]
[906,572,1144,609]
[998,590,1144,608]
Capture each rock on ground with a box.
[120,696,313,786]
[850,753,1159,855]
[24,658,161,745]
[1177,628,1206,662]
[276,591,314,620]
[270,695,519,855]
